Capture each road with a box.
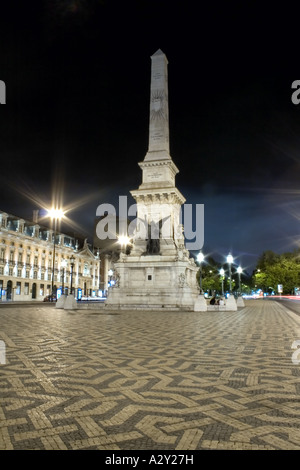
[264,296,300,317]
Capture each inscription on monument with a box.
[148,171,163,180]
[151,131,164,141]
[153,71,163,80]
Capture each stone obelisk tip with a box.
[151,49,165,56]
[144,49,170,161]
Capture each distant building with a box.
[0,210,100,301]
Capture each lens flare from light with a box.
[47,208,65,219]
[118,235,130,246]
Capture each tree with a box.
[196,255,222,294]
[253,250,300,294]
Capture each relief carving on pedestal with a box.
[178,273,186,288]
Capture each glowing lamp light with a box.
[227,253,233,264]
[197,251,205,293]
[118,235,130,246]
[237,266,243,294]
[48,208,64,219]
[219,267,225,295]
[227,253,233,293]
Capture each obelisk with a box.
[145,49,170,161]
[106,49,199,310]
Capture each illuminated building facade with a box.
[0,210,100,301]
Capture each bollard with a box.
[0,340,6,364]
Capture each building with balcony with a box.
[0,210,100,301]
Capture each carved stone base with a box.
[105,255,199,310]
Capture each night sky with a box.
[1,1,300,274]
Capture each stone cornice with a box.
[138,158,179,176]
[130,187,186,205]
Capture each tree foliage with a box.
[253,249,300,294]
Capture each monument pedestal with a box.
[106,253,199,310]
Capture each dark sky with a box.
[1,1,300,273]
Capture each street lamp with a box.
[70,255,75,296]
[237,266,243,294]
[197,251,204,294]
[219,268,225,296]
[48,208,64,301]
[61,258,67,295]
[227,253,233,293]
[108,269,113,288]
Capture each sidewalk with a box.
[0,299,300,450]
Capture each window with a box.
[17,269,22,278]
[26,271,29,278]
[83,263,89,276]
[33,271,37,279]
[16,282,21,295]
[24,283,29,295]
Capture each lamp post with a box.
[48,208,64,301]
[197,251,204,294]
[227,253,233,294]
[108,269,113,289]
[219,268,225,296]
[237,266,242,295]
[61,258,67,295]
[70,255,75,296]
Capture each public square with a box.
[0,299,300,451]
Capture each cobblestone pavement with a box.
[0,299,300,451]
